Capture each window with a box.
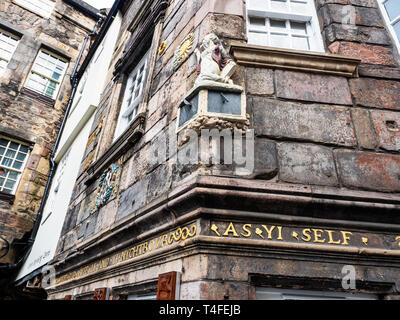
[246,0,324,52]
[114,51,149,141]
[127,293,157,300]
[256,288,379,300]
[14,0,56,19]
[25,49,68,100]
[379,0,400,51]
[0,28,20,76]
[0,137,30,195]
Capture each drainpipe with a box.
[0,15,105,273]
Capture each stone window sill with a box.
[85,113,146,185]
[0,192,15,205]
[229,41,361,78]
[20,87,56,107]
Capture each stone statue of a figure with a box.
[195,33,237,87]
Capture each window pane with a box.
[249,17,265,27]
[291,21,308,35]
[0,177,4,187]
[0,139,8,147]
[5,150,16,158]
[13,161,23,170]
[292,36,310,50]
[0,147,5,156]
[270,33,291,48]
[384,0,400,21]
[8,171,18,180]
[5,180,15,189]
[270,19,287,31]
[19,145,29,153]
[248,32,269,46]
[9,142,19,150]
[2,158,12,167]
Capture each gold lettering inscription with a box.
[313,229,326,244]
[224,223,239,237]
[262,225,275,240]
[302,229,312,242]
[56,224,198,285]
[341,231,353,246]
[241,224,252,238]
[326,230,341,245]
[277,226,283,241]
[396,236,400,247]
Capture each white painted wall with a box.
[16,12,122,281]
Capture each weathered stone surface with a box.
[317,0,377,8]
[198,13,246,42]
[348,0,377,7]
[370,110,400,151]
[329,41,396,66]
[146,163,172,204]
[181,280,250,300]
[350,78,400,110]
[351,108,377,150]
[245,67,274,96]
[324,24,391,46]
[253,98,356,147]
[320,4,384,28]
[116,180,148,222]
[251,138,278,180]
[358,64,400,80]
[336,151,400,192]
[278,143,339,187]
[275,70,352,105]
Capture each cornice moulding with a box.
[229,41,362,77]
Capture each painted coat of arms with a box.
[92,158,123,213]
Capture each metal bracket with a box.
[220,93,229,104]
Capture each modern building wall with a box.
[44,0,400,300]
[0,0,97,266]
[16,11,122,282]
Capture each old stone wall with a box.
[0,0,96,264]
[50,0,400,299]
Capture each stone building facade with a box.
[0,0,98,279]
[34,0,400,300]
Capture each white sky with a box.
[83,0,115,9]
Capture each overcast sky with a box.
[84,0,115,9]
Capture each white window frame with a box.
[378,0,400,52]
[256,288,379,300]
[24,48,69,100]
[14,0,56,19]
[0,136,30,195]
[246,0,324,52]
[0,28,20,76]
[113,50,150,141]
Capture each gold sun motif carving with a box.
[178,33,194,58]
[174,33,195,68]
